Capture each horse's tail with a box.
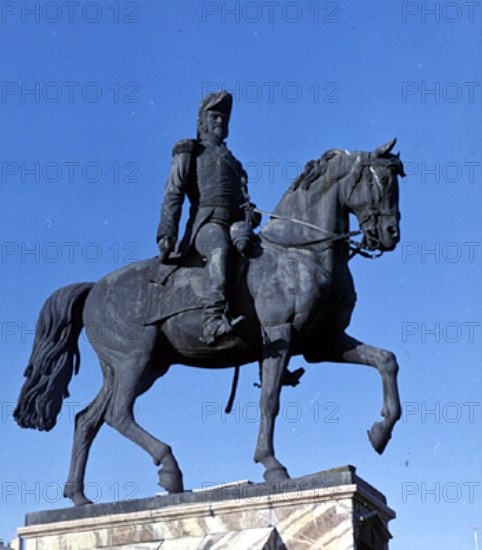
[14,282,94,431]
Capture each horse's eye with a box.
[379,172,392,186]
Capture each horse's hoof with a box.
[64,490,93,506]
[73,495,94,506]
[63,483,93,506]
[264,466,290,482]
[159,468,184,494]
[367,422,391,455]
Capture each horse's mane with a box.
[289,148,405,193]
[289,149,348,192]
[271,150,348,217]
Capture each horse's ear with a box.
[373,138,397,157]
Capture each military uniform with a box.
[156,139,249,258]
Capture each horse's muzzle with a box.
[377,216,400,251]
[362,215,400,252]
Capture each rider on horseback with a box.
[156,91,259,345]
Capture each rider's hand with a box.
[158,235,176,263]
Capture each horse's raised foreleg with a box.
[64,368,112,506]
[329,333,401,454]
[104,362,183,494]
[254,323,292,482]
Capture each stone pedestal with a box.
[16,465,394,549]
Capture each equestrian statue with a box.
[15,91,406,506]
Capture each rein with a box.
[254,208,382,260]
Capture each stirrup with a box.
[200,314,245,345]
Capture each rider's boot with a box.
[201,305,244,345]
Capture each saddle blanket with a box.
[144,261,205,325]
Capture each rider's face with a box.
[204,110,229,141]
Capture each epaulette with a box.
[172,139,199,156]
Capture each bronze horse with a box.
[15,139,405,506]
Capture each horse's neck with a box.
[262,181,349,276]
[261,184,348,244]
[276,175,343,225]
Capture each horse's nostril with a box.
[387,225,398,236]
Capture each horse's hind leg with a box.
[64,362,113,506]
[328,333,402,454]
[105,361,183,494]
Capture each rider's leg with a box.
[195,222,243,344]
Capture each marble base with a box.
[16,465,394,549]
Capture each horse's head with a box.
[266,139,404,254]
[344,138,405,252]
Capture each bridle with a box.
[256,207,384,260]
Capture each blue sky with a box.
[1,1,481,547]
